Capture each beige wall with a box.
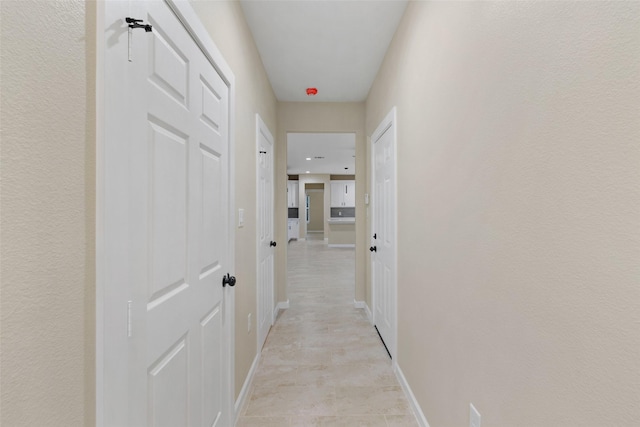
[0,1,96,425]
[307,190,325,232]
[190,0,277,399]
[366,1,640,425]
[276,103,367,305]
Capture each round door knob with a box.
[369,246,377,252]
[222,273,236,287]
[270,241,277,247]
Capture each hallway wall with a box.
[191,0,278,400]
[0,1,96,425]
[276,103,367,306]
[366,1,640,426]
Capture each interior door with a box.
[103,1,232,425]
[257,114,275,350]
[372,108,397,360]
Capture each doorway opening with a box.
[306,184,325,239]
[286,132,357,299]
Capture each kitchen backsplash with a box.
[330,207,355,218]
[288,208,299,218]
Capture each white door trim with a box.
[256,113,275,351]
[370,106,398,365]
[96,1,236,425]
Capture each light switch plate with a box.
[238,208,244,227]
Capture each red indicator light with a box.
[306,87,318,96]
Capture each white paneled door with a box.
[371,107,397,361]
[102,1,233,426]
[256,114,275,351]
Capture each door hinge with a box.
[126,17,153,62]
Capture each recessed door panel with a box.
[200,144,222,277]
[148,119,188,306]
[201,306,222,427]
[148,336,189,427]
[148,18,189,107]
[200,77,222,133]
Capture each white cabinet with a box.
[287,219,299,241]
[287,181,299,208]
[330,181,355,207]
[344,181,356,207]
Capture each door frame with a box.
[256,113,275,351]
[96,1,236,425]
[370,106,398,364]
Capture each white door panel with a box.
[372,108,397,361]
[103,1,232,425]
[257,115,275,350]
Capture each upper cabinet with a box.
[330,181,355,207]
[287,180,299,208]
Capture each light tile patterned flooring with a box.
[236,234,419,426]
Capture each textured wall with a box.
[0,1,95,425]
[190,0,278,400]
[366,1,640,425]
[276,103,367,304]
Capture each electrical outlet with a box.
[247,313,252,333]
[470,403,481,427]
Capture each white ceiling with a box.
[240,0,408,102]
[287,133,355,175]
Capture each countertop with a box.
[327,217,355,224]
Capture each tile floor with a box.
[236,235,419,426]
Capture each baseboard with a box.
[394,363,431,427]
[273,300,290,320]
[353,300,373,324]
[234,351,260,419]
[327,243,355,248]
[364,303,373,324]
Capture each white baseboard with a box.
[364,303,372,324]
[394,363,430,427]
[353,300,373,324]
[273,300,290,320]
[234,351,260,419]
[328,243,355,248]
